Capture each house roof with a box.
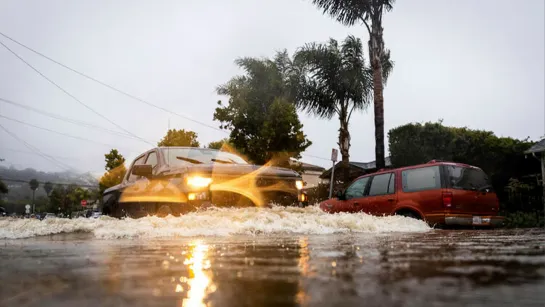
[290,159,325,172]
[320,156,392,179]
[348,156,392,170]
[525,138,545,154]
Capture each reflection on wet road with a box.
[0,229,544,307]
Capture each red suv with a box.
[319,160,504,227]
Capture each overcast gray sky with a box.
[0,0,543,176]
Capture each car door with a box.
[344,177,371,213]
[367,172,397,216]
[120,154,147,204]
[137,150,162,213]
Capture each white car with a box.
[43,213,56,220]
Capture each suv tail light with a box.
[442,192,453,208]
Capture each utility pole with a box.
[329,148,338,199]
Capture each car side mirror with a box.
[336,190,345,200]
[132,164,153,179]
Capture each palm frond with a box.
[294,35,373,119]
[297,79,337,119]
[311,0,395,25]
[381,49,394,85]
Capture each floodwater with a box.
[0,206,544,307]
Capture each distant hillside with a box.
[0,165,99,187]
[0,166,100,213]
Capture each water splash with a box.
[0,206,430,239]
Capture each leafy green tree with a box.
[311,0,396,169]
[33,196,50,213]
[66,185,91,213]
[29,178,39,213]
[43,181,53,196]
[99,149,127,193]
[157,129,200,147]
[104,149,126,171]
[0,180,7,194]
[48,185,65,212]
[207,138,238,153]
[294,35,392,182]
[214,51,312,166]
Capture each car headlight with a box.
[295,180,304,190]
[186,176,212,188]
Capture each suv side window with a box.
[369,173,394,196]
[345,177,369,200]
[127,155,146,182]
[388,173,396,194]
[145,151,158,169]
[401,166,441,192]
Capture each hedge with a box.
[388,121,542,215]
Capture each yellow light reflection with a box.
[296,237,311,305]
[182,241,212,307]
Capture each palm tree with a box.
[310,0,395,169]
[295,35,392,183]
[29,179,39,213]
[294,36,372,183]
[43,181,53,196]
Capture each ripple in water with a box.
[0,205,431,239]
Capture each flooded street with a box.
[0,209,544,307]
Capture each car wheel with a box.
[157,205,173,217]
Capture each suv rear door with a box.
[399,165,444,217]
[443,164,498,215]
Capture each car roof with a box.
[356,160,481,179]
[156,146,220,151]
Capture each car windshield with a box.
[162,148,248,166]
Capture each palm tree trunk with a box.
[369,22,386,170]
[32,190,35,213]
[339,118,351,185]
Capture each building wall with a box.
[302,170,324,189]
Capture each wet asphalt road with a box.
[1,229,544,307]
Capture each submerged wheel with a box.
[157,205,173,217]
[396,210,421,220]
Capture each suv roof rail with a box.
[427,159,447,164]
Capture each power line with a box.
[0,147,87,161]
[0,31,226,134]
[0,177,98,188]
[300,153,331,161]
[0,39,154,147]
[0,114,139,149]
[0,123,73,171]
[0,31,331,162]
[0,97,140,140]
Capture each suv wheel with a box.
[397,211,421,220]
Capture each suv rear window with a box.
[445,165,491,191]
[401,166,441,192]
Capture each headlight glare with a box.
[295,180,304,190]
[187,176,212,188]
